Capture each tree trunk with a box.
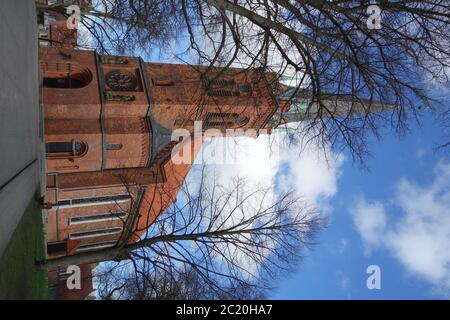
[35,247,128,271]
[205,0,370,73]
[35,229,264,270]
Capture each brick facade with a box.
[40,46,282,297]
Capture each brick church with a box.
[38,1,399,299]
[39,23,291,296]
[41,45,283,255]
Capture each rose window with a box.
[105,70,138,91]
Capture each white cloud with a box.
[184,127,345,277]
[191,126,345,213]
[350,161,450,296]
[350,197,387,255]
[279,140,344,212]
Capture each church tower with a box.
[40,47,283,260]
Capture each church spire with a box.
[267,83,426,128]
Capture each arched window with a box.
[56,194,130,207]
[41,62,93,89]
[77,241,117,252]
[202,76,240,97]
[207,90,240,97]
[202,76,235,87]
[69,227,123,240]
[204,113,249,129]
[46,141,87,159]
[70,212,127,225]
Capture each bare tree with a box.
[38,0,450,161]
[181,0,449,162]
[96,264,266,299]
[36,0,181,55]
[36,167,324,299]
[437,106,450,151]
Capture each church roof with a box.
[131,135,202,241]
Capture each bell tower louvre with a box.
[40,46,284,262]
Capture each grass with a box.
[0,194,48,299]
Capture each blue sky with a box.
[145,44,450,298]
[271,111,450,299]
[187,109,450,300]
[136,28,450,301]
